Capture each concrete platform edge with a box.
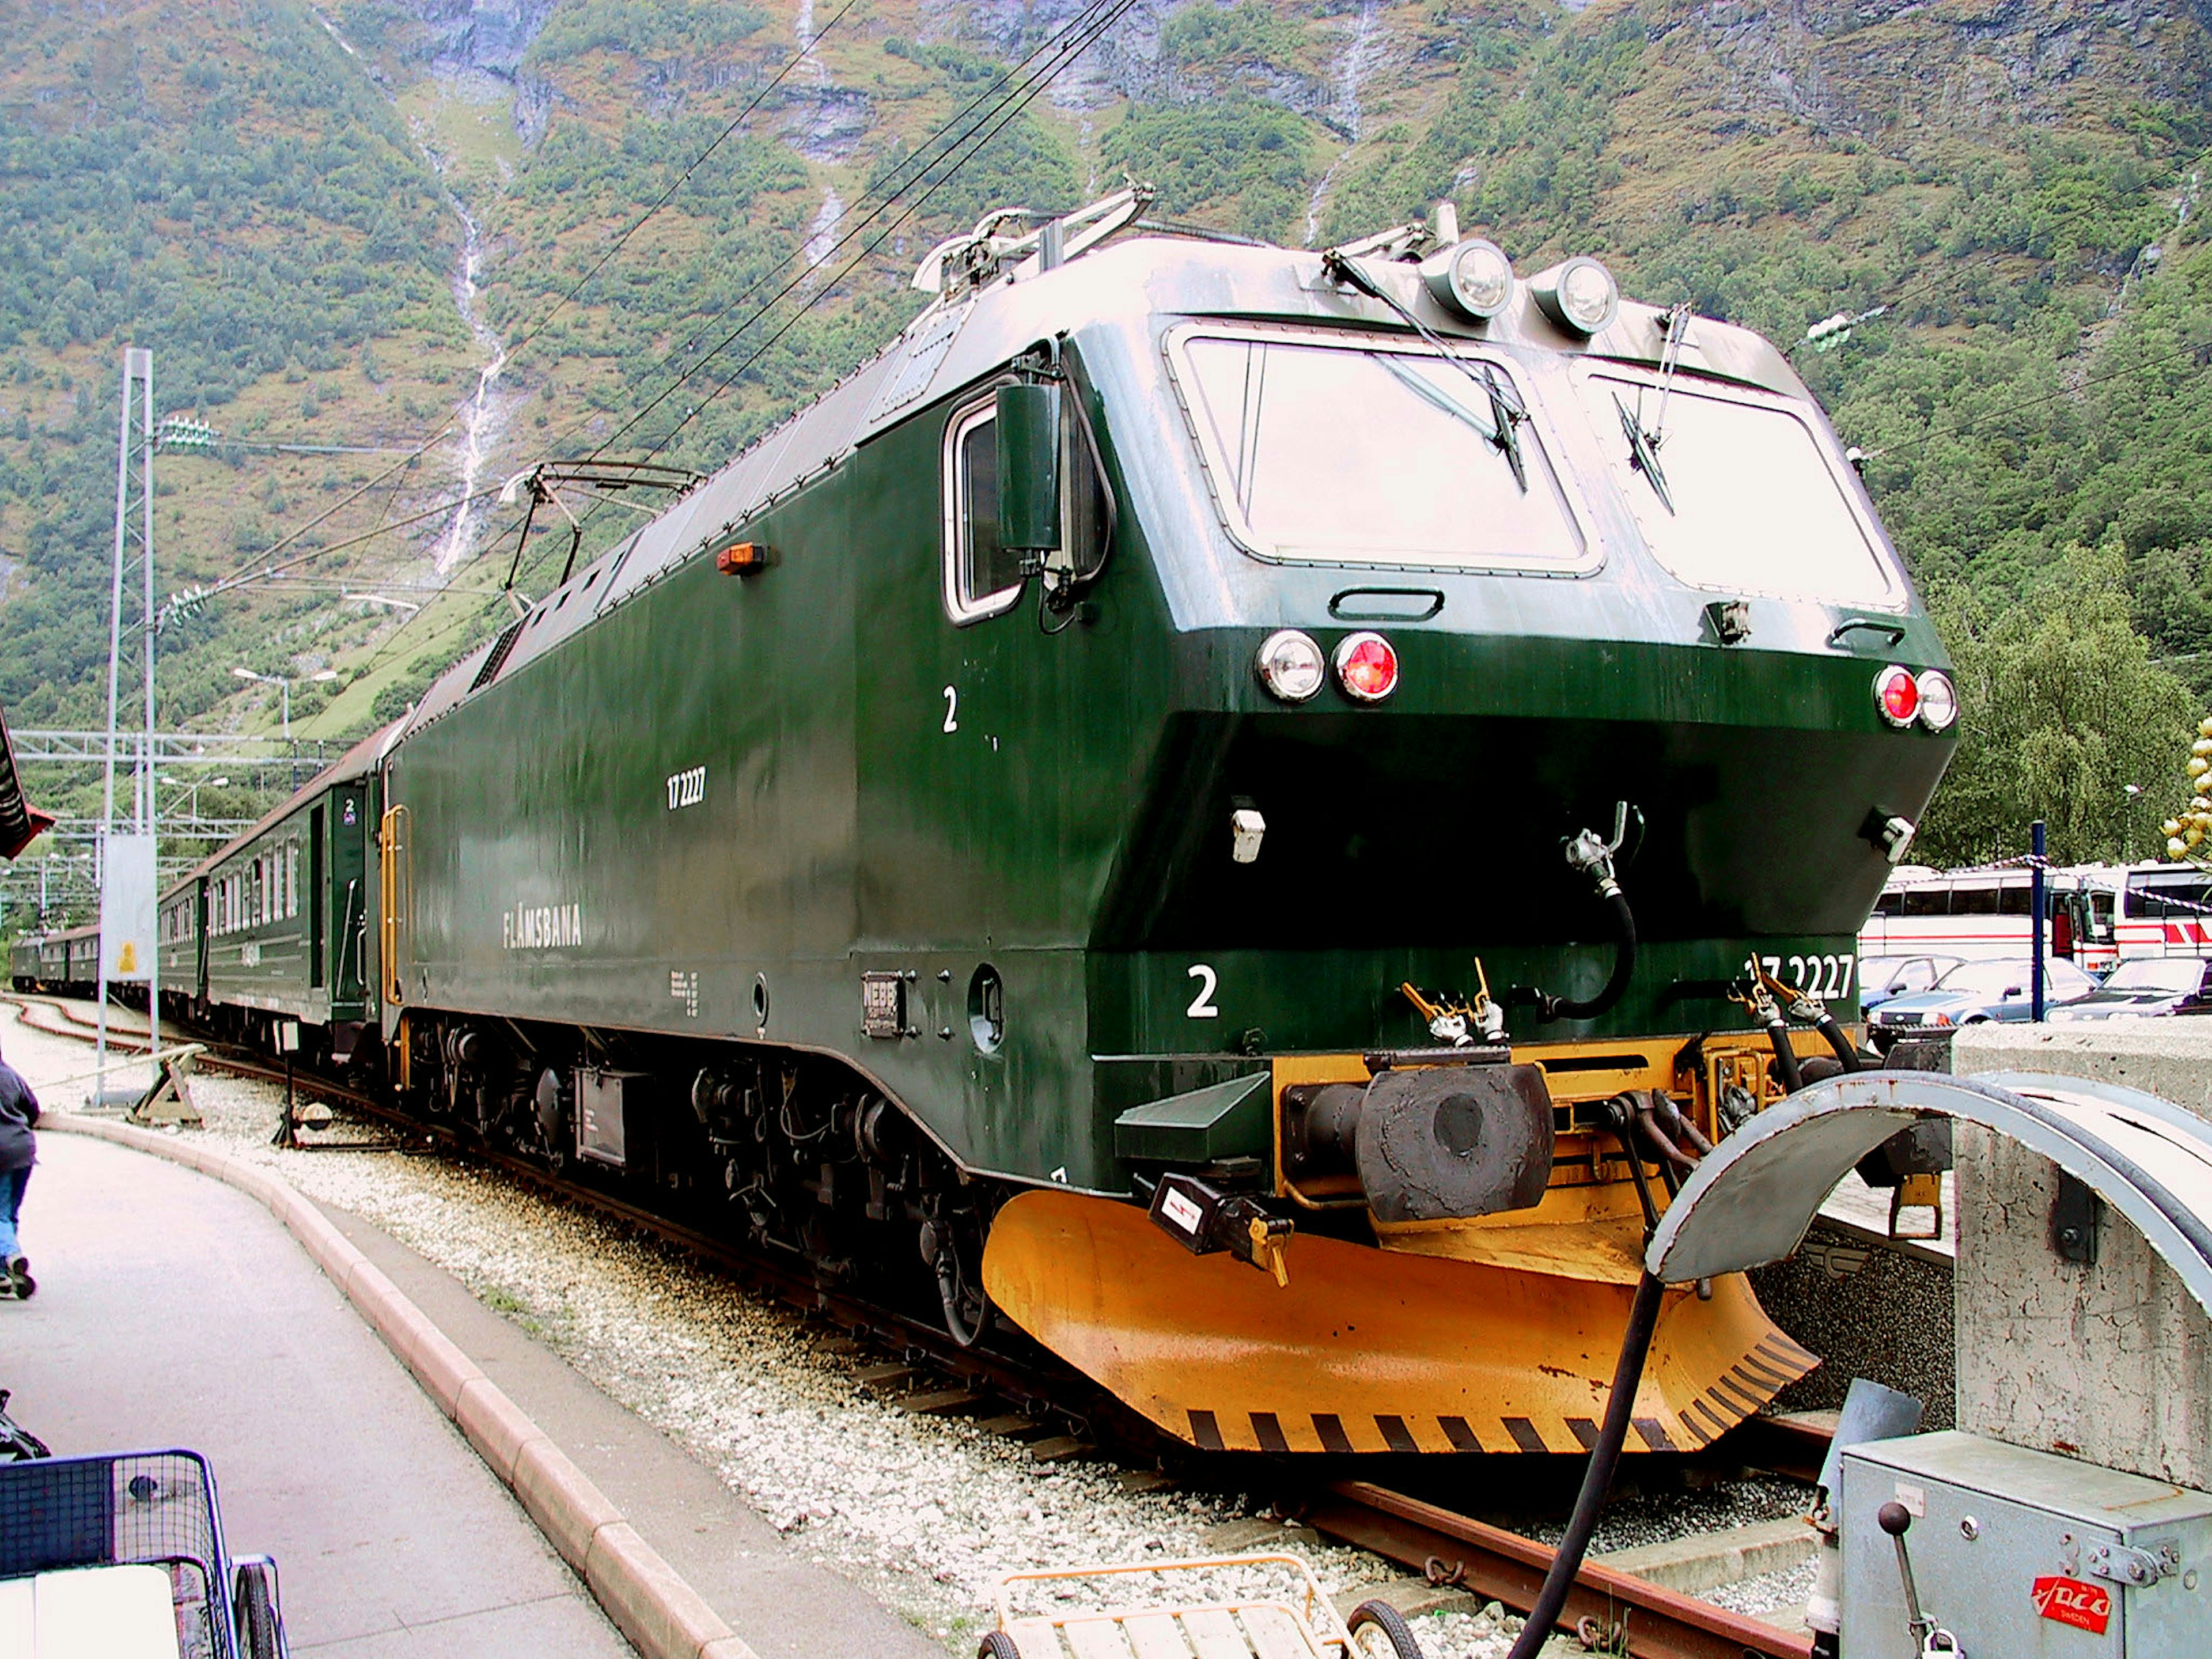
[47,1112,767,1659]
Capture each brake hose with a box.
[1813,1010,1863,1073]
[1514,811,1641,1023]
[1763,1001,1805,1094]
[1503,1271,1667,1659]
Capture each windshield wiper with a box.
[1376,355,1528,491]
[1322,248,1528,493]
[1613,391,1674,514]
[1612,303,1693,516]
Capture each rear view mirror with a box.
[995,382,1062,555]
[2003,986,2024,999]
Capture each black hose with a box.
[1503,1271,1667,1659]
[1764,1013,1804,1094]
[1815,1014,1862,1073]
[1603,1099,1660,1236]
[1516,892,1638,1023]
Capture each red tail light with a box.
[1334,632,1399,702]
[1874,664,1919,726]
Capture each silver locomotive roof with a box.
[400,196,1810,735]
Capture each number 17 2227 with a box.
[1749,952,1855,999]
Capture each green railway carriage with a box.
[196,730,384,1059]
[156,874,206,1017]
[9,934,40,991]
[357,200,1956,1455]
[65,926,98,993]
[31,925,99,995]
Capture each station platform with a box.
[2,1130,638,1656]
[0,1075,940,1658]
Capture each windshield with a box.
[2104,958,2205,994]
[1579,372,1900,607]
[1172,329,1587,570]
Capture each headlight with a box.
[1255,629,1326,702]
[1529,256,1619,335]
[1422,238,1514,320]
[1916,669,1957,732]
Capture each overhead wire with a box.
[469,0,1141,601]
[551,0,1142,470]
[500,0,866,365]
[602,0,1146,465]
[173,5,862,629]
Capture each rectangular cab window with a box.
[942,397,1026,623]
[1579,370,1903,609]
[1168,324,1588,573]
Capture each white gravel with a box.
[1705,1555,1819,1619]
[0,997,1802,1659]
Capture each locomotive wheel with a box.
[1347,1599,1423,1658]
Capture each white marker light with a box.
[1255,629,1326,702]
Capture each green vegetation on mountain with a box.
[6,0,2212,902]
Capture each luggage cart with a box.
[978,1552,1422,1659]
[0,1449,288,1659]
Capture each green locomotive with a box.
[188,192,1959,1455]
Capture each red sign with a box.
[2031,1574,2113,1634]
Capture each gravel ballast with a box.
[0,999,1813,1657]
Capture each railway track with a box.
[7,990,1820,1659]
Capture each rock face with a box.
[1658,0,2212,137]
[402,0,563,78]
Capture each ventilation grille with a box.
[470,620,525,692]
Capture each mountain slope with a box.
[2,0,2210,883]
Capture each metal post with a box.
[2031,819,2047,1022]
[96,353,145,1100]
[142,356,158,1060]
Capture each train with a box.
[17,190,1959,1457]
[9,925,99,995]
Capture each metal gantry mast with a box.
[96,347,157,1104]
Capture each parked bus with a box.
[2103,864,2212,960]
[1859,865,2110,975]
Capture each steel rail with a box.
[1305,1482,1812,1659]
[10,991,1828,1656]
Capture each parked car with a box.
[1868,957,2099,1047]
[1858,954,1965,1014]
[2047,955,2212,1022]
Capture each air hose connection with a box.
[1514,803,1641,1024]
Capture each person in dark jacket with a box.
[0,1035,36,1298]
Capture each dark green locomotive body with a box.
[378,234,1952,1194]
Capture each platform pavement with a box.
[307,1198,944,1659]
[0,993,946,1659]
[1,1131,638,1658]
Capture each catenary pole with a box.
[142,355,158,1056]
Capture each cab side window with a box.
[941,378,1111,625]
[944,399,1025,623]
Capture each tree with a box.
[1918,547,2193,865]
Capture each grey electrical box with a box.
[1842,1431,2212,1657]
[576,1069,650,1170]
